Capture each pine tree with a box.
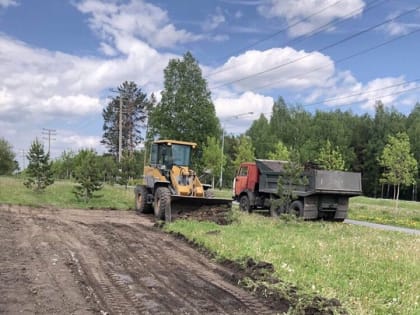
[73,149,103,202]
[24,139,54,191]
[102,81,150,158]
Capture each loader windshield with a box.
[171,144,191,166]
[150,143,192,168]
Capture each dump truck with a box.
[135,139,232,221]
[233,159,362,221]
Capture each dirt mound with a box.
[176,205,232,225]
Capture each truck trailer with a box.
[233,159,362,221]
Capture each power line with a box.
[42,128,57,155]
[208,0,385,78]
[304,78,420,108]
[212,4,420,89]
[257,83,420,118]
[215,0,346,63]
[253,26,420,91]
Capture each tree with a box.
[102,81,150,158]
[0,138,18,175]
[149,52,220,151]
[24,139,54,191]
[246,114,273,159]
[268,141,290,160]
[118,150,140,188]
[272,157,308,217]
[73,149,103,202]
[233,136,255,169]
[202,136,224,187]
[51,150,75,179]
[378,132,418,209]
[315,140,346,170]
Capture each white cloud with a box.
[382,20,420,36]
[0,32,175,157]
[209,47,335,91]
[75,0,202,49]
[0,34,172,117]
[258,0,366,37]
[213,91,273,133]
[203,7,226,31]
[0,0,18,8]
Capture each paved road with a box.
[345,219,420,235]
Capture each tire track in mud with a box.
[51,216,148,315]
[92,223,226,314]
[103,222,274,315]
[1,206,278,314]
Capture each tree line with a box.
[0,51,418,203]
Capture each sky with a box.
[0,0,419,166]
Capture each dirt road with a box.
[0,204,277,315]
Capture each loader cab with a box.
[150,140,197,169]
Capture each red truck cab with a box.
[234,162,258,197]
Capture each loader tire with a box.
[135,186,152,214]
[154,187,171,220]
[288,200,304,217]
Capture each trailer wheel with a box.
[135,186,152,214]
[288,200,304,217]
[154,187,171,220]
[239,195,251,212]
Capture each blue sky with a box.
[0,0,419,164]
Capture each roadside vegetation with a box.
[166,210,420,315]
[349,196,420,229]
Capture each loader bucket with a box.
[166,195,232,224]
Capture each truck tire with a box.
[135,186,152,214]
[239,195,251,212]
[288,200,304,217]
[154,187,171,220]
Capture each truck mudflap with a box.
[166,196,232,223]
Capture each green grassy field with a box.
[349,196,420,229]
[166,212,420,315]
[0,176,133,210]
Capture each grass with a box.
[166,211,420,315]
[0,176,133,210]
[349,196,420,229]
[1,176,419,314]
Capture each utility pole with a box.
[42,128,56,155]
[119,95,123,164]
[20,149,26,170]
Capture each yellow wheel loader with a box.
[134,140,232,221]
